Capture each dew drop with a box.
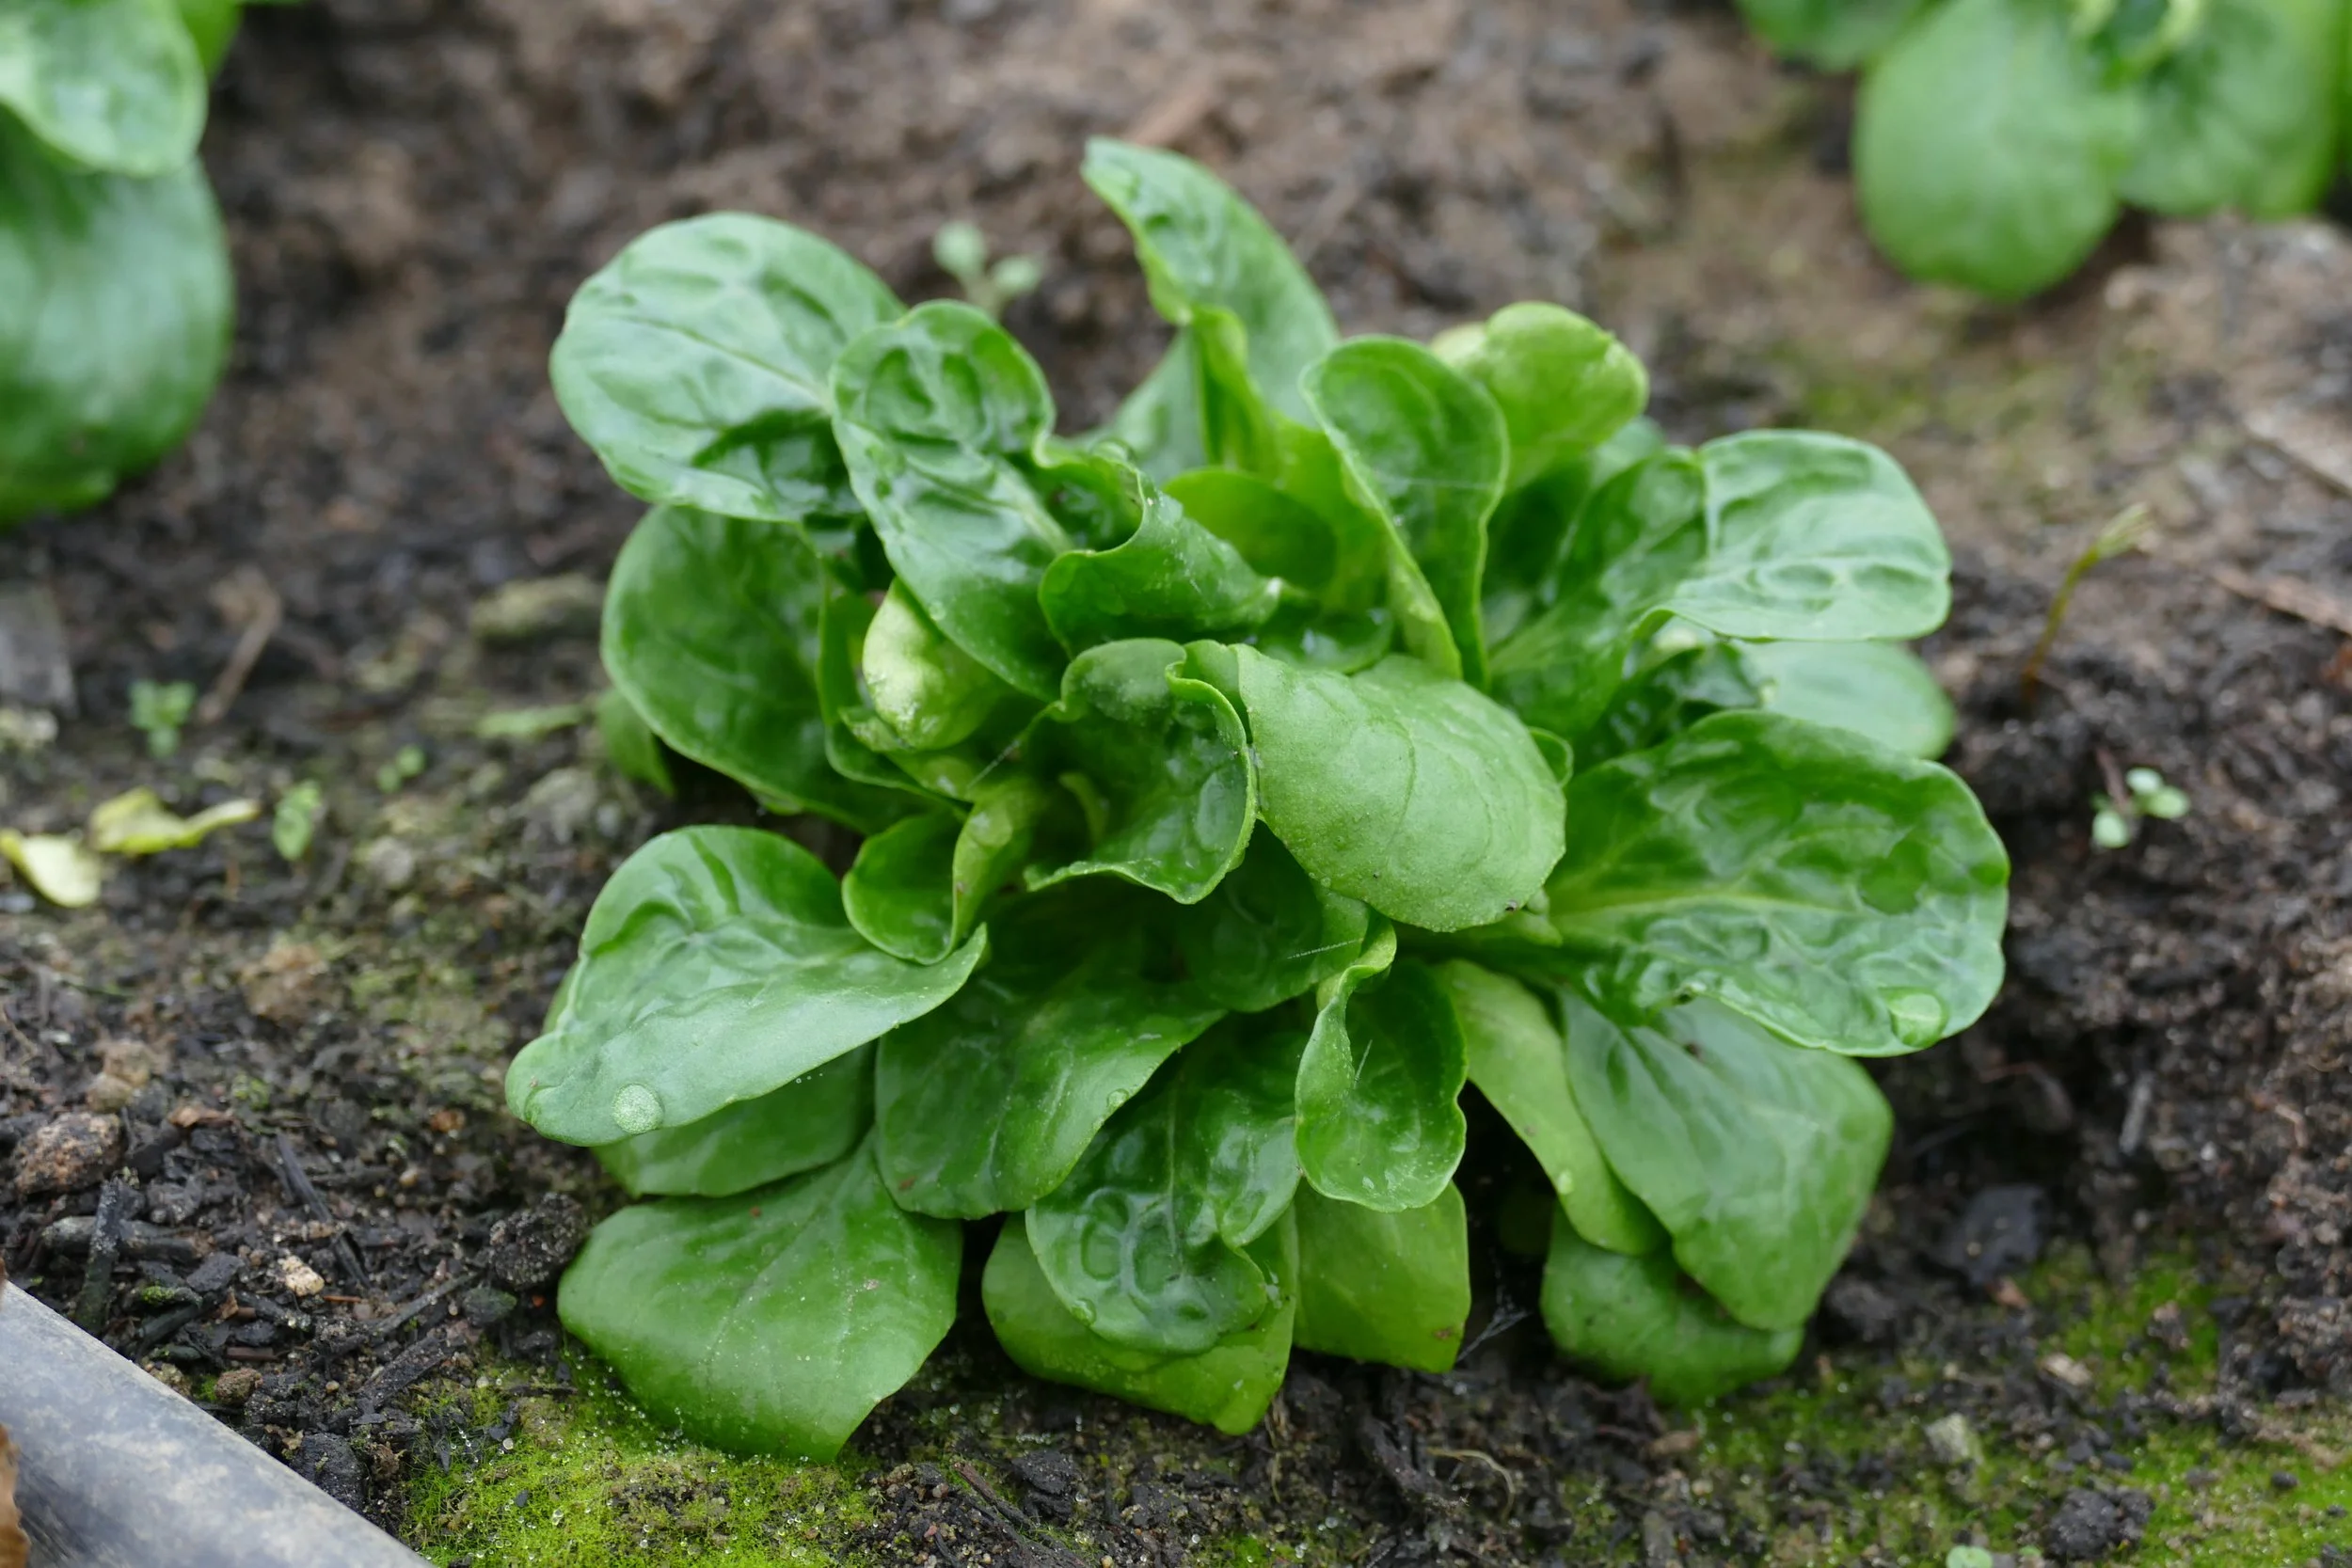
[612,1083,663,1134]
[1885,990,1947,1049]
[1069,1298,1096,1326]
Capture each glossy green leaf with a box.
[857,582,1017,752]
[1542,710,2010,1057]
[1572,637,1758,769]
[595,688,676,798]
[1167,473,1394,671]
[1560,991,1891,1331]
[1673,434,1951,640]
[1081,138,1337,428]
[0,0,204,175]
[874,884,1226,1217]
[1854,0,2141,298]
[1437,962,1662,1255]
[840,776,1054,964]
[832,302,1073,698]
[1248,604,1399,674]
[1097,329,1206,482]
[559,1138,961,1459]
[814,580,946,800]
[506,827,984,1146]
[1164,467,1341,590]
[1431,303,1647,491]
[1292,1182,1470,1373]
[1304,338,1507,684]
[1482,417,1665,647]
[1024,640,1255,904]
[175,0,241,76]
[1027,1021,1303,1354]
[595,1044,873,1198]
[842,812,961,963]
[1041,482,1282,651]
[1540,1212,1800,1405]
[1237,648,1564,932]
[1734,0,1931,68]
[0,128,230,522]
[600,506,908,831]
[1743,639,1956,759]
[1295,925,1468,1212]
[2118,0,2343,217]
[1168,831,1369,1014]
[1490,434,1949,738]
[984,1212,1295,1435]
[952,770,1059,911]
[549,214,901,523]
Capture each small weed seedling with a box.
[2093,764,2189,848]
[512,141,2010,1460]
[931,220,1045,321]
[273,781,325,863]
[128,679,197,759]
[375,744,426,795]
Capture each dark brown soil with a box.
[5,1,2352,1562]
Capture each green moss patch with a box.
[1674,1247,2352,1564]
[405,1361,873,1567]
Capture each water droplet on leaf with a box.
[1885,991,1946,1049]
[612,1083,662,1134]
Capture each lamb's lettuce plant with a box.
[514,140,2010,1461]
[0,0,285,523]
[1740,0,2347,297]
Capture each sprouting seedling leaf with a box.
[0,831,103,908]
[128,679,197,760]
[2023,502,2151,709]
[87,787,261,855]
[2126,766,2190,819]
[931,220,1046,321]
[374,743,426,795]
[2090,756,2190,849]
[473,703,589,741]
[273,781,325,863]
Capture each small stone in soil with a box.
[278,1255,327,1298]
[1935,1185,2046,1288]
[1823,1275,1904,1345]
[1924,1412,1982,1466]
[1011,1449,1080,1497]
[461,1286,518,1326]
[2043,1487,2152,1560]
[294,1433,367,1513]
[211,1368,264,1405]
[11,1113,125,1197]
[483,1194,587,1291]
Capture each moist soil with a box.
[4,1,2352,1563]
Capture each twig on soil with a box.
[73,1179,135,1331]
[196,568,283,727]
[1121,73,1220,149]
[2242,404,2352,501]
[272,1131,372,1286]
[368,1274,469,1340]
[949,1460,1030,1531]
[1426,1448,1518,1509]
[2144,546,2352,639]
